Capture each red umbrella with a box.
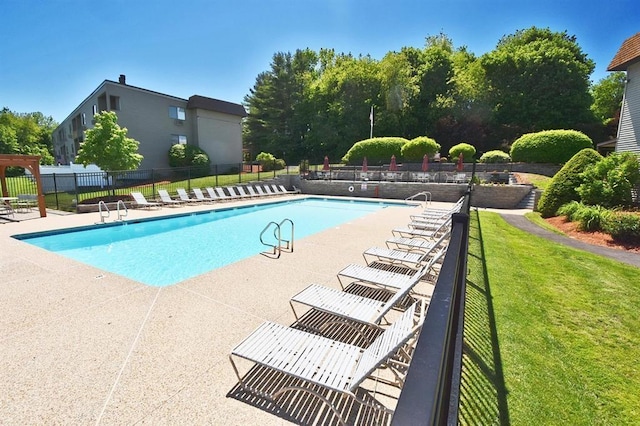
[389,155,398,171]
[457,153,464,171]
[322,156,330,171]
[422,154,429,172]
[362,157,368,172]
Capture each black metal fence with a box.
[3,162,296,212]
[391,188,473,425]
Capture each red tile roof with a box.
[608,32,640,71]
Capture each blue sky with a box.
[1,0,637,123]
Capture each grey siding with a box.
[617,62,640,155]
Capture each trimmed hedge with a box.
[341,137,408,165]
[510,130,593,163]
[401,136,440,161]
[537,148,603,218]
[256,152,286,171]
[449,143,476,161]
[479,150,511,163]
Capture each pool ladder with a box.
[97,200,128,223]
[260,218,294,258]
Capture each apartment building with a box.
[52,75,247,169]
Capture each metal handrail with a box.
[260,221,281,258]
[260,218,295,258]
[97,201,110,223]
[116,200,128,221]
[276,218,294,253]
[406,191,432,206]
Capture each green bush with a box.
[400,136,440,161]
[602,213,640,244]
[556,201,582,221]
[479,150,511,163]
[256,152,285,171]
[537,148,603,217]
[558,202,612,232]
[510,130,593,163]
[448,143,476,161]
[577,152,640,209]
[341,137,408,165]
[168,144,211,169]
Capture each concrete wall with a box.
[289,176,534,209]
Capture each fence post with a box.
[215,164,218,187]
[238,163,242,183]
[73,173,79,212]
[53,173,59,210]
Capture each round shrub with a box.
[341,137,408,165]
[400,136,440,161]
[479,150,511,163]
[168,144,210,168]
[577,152,640,209]
[602,213,640,244]
[510,129,593,163]
[256,152,286,171]
[537,148,603,218]
[449,143,476,161]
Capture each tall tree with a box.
[243,49,319,163]
[75,111,142,171]
[481,27,596,144]
[0,108,56,163]
[590,71,626,124]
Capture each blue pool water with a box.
[15,198,405,286]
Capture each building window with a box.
[110,95,120,110]
[169,106,186,120]
[81,113,86,126]
[92,104,98,115]
[171,134,187,145]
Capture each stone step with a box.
[516,189,536,209]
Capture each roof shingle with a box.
[608,32,640,71]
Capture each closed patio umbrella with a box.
[457,153,464,171]
[322,156,330,171]
[389,155,398,171]
[422,154,429,172]
[362,157,368,172]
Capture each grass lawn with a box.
[517,172,552,191]
[460,210,640,425]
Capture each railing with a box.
[97,200,110,223]
[391,186,473,425]
[116,199,128,221]
[259,218,294,258]
[4,162,298,212]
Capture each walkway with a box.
[500,213,640,269]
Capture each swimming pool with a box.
[15,198,409,286]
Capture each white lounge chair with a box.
[176,188,206,203]
[193,188,215,202]
[157,189,185,206]
[235,186,253,198]
[392,216,451,239]
[363,234,449,269]
[205,187,223,202]
[254,186,268,197]
[130,191,161,209]
[386,230,451,252]
[229,302,424,424]
[246,186,260,197]
[290,250,444,330]
[278,184,300,194]
[262,185,277,196]
[227,186,249,199]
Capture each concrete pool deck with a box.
[0,195,444,424]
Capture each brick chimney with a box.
[118,74,126,85]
